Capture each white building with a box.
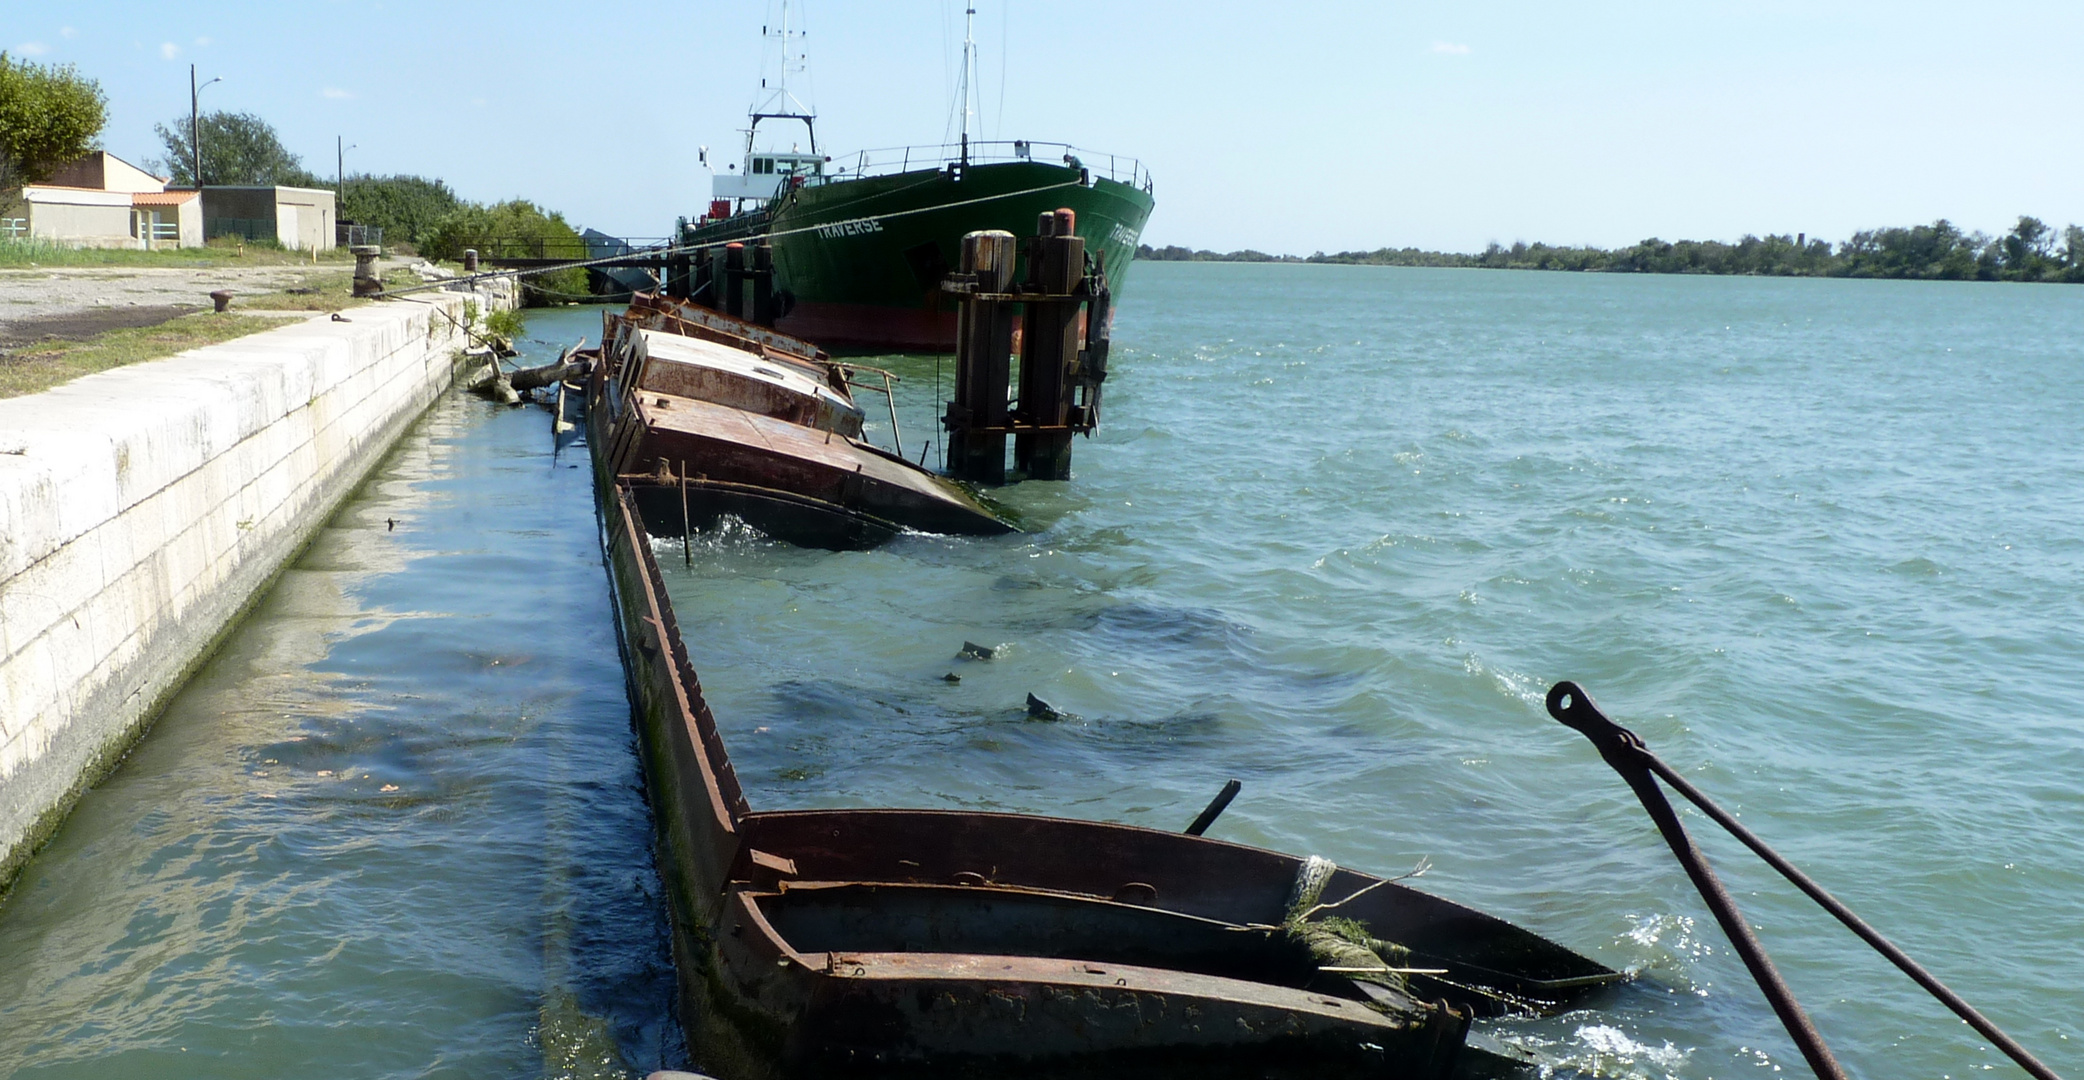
[2,152,202,249]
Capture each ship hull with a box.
[690,160,1154,351]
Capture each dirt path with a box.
[0,266,326,346]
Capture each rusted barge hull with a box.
[600,294,1011,548]
[581,304,1621,1076]
[591,470,1619,1073]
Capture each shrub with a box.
[424,199,588,305]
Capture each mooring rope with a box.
[374,177,1085,300]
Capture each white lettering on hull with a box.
[815,218,886,239]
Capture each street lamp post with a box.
[188,65,221,188]
[337,137,356,199]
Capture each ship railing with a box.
[819,141,1153,192]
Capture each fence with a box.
[0,219,25,241]
[457,235,671,262]
[206,218,276,242]
[336,223,383,247]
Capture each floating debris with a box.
[1026,693,1062,721]
[941,672,961,684]
[959,641,996,660]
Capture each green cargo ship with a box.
[682,8,1154,352]
[688,143,1153,352]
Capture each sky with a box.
[12,1,2084,255]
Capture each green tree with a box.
[0,52,107,194]
[424,199,589,304]
[151,110,319,187]
[338,174,464,249]
[2000,215,2052,278]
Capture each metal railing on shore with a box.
[453,236,673,261]
[336,223,384,247]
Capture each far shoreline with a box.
[1139,217,2084,285]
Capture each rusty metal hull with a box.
[612,392,1007,538]
[597,299,1011,544]
[588,423,1621,1075]
[580,307,1620,1074]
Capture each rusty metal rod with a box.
[1547,681,1847,1080]
[1565,684,2063,1080]
[883,371,903,460]
[1184,779,1241,837]
[679,460,691,568]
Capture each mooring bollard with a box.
[351,244,383,297]
[209,289,233,313]
[463,248,479,273]
[723,243,747,321]
[1014,208,1084,480]
[751,241,776,326]
[944,229,1017,483]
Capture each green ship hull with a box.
[687,160,1155,351]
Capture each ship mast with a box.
[956,5,978,167]
[751,0,817,154]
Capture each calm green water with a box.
[4,268,2081,1079]
[668,264,2084,1078]
[0,341,678,1079]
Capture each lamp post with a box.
[188,65,221,188]
[336,137,356,199]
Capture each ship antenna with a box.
[752,0,818,154]
[957,5,977,167]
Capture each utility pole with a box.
[189,65,200,187]
[188,66,220,188]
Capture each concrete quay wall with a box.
[0,284,512,885]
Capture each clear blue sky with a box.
[15,1,2084,254]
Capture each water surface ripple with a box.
[672,265,2084,1078]
[0,312,676,1079]
[4,269,2081,1079]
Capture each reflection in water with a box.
[0,309,677,1079]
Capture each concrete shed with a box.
[201,186,337,251]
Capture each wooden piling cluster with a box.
[941,208,1113,484]
[668,240,778,326]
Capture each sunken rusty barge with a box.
[582,298,1622,1077]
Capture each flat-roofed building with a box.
[200,186,337,251]
[1,152,203,249]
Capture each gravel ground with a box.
[0,266,342,351]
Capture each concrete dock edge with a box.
[0,282,515,889]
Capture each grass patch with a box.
[234,270,359,312]
[3,312,307,399]
[0,237,355,269]
[0,261,467,398]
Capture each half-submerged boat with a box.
[595,292,1010,548]
[584,361,1625,1077]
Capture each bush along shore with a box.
[1141,216,2084,283]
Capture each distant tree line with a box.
[1140,217,2084,283]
